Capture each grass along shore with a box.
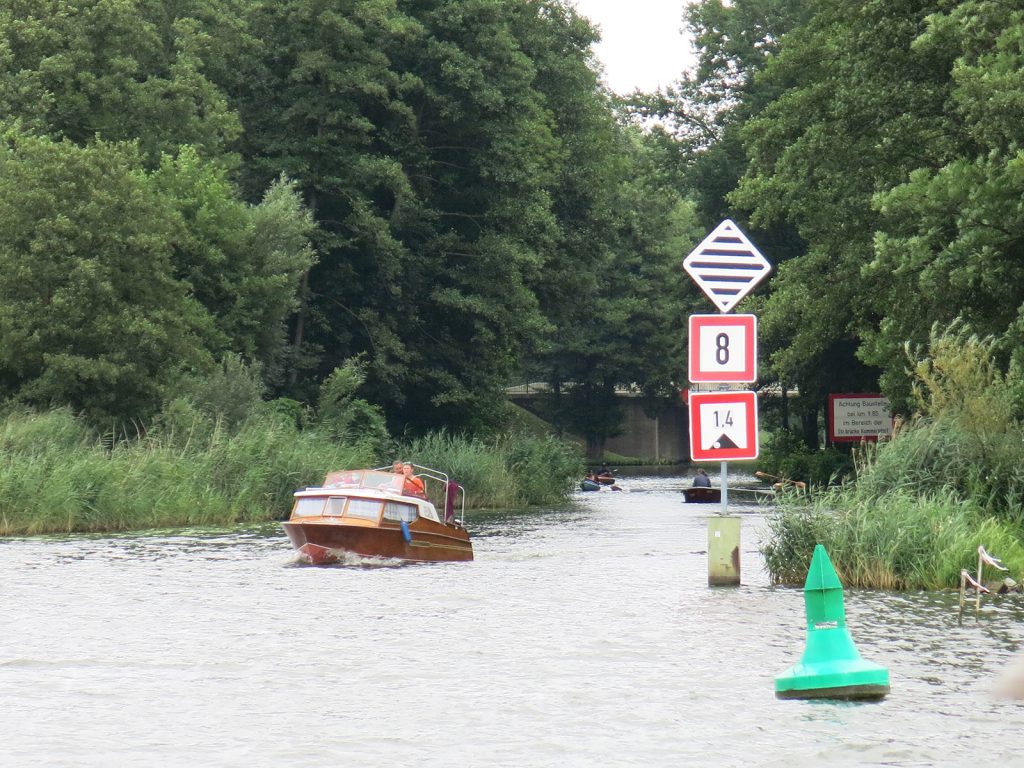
[0,408,583,536]
[762,485,1024,590]
[761,327,1024,591]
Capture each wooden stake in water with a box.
[976,549,984,618]
[973,546,1008,619]
[958,570,967,626]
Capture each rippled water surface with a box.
[3,472,1024,767]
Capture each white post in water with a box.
[709,460,740,586]
[707,514,741,586]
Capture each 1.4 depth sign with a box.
[687,390,759,462]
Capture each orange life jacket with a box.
[403,475,426,498]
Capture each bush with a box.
[758,429,853,486]
[761,324,1024,589]
[317,358,389,455]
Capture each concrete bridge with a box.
[506,383,690,462]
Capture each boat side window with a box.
[383,501,418,523]
[344,498,382,520]
[325,497,347,516]
[293,498,326,517]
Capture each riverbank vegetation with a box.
[5,1,1024,563]
[762,329,1024,589]
[0,1,699,458]
[0,406,582,536]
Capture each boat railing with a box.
[372,464,466,526]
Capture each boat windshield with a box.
[344,498,382,520]
[322,469,403,492]
[293,498,326,517]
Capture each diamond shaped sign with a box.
[683,219,771,313]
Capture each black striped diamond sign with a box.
[683,219,771,313]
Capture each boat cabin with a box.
[289,467,464,527]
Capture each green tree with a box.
[150,149,317,386]
[0,125,316,425]
[233,0,566,433]
[862,3,1024,409]
[231,0,417,402]
[729,0,957,436]
[0,129,212,422]
[535,125,702,458]
[0,0,244,165]
[317,357,389,451]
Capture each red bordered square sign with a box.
[688,390,759,462]
[688,314,757,383]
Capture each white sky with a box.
[570,1,696,94]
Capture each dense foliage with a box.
[0,0,700,453]
[4,0,1024,475]
[649,1,1024,454]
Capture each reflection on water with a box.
[2,475,1024,767]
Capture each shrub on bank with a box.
[757,429,853,487]
[761,325,1024,590]
[851,416,1024,526]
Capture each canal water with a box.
[2,471,1023,767]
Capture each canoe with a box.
[683,486,721,503]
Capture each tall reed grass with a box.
[0,408,373,535]
[398,430,583,508]
[0,409,584,535]
[762,485,1024,590]
[761,324,1024,590]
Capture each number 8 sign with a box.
[688,314,757,383]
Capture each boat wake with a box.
[288,549,407,568]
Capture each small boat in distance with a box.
[282,465,472,565]
[683,486,721,504]
[580,478,602,492]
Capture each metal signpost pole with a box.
[720,461,728,515]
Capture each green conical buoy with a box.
[775,544,890,700]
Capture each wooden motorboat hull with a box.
[684,487,721,504]
[283,519,473,564]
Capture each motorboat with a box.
[282,465,472,564]
[683,486,721,503]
